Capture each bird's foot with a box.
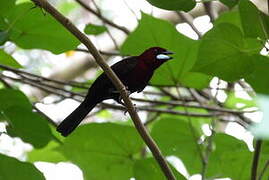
[124,103,137,115]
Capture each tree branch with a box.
[176,11,202,38]
[30,0,176,179]
[75,0,130,34]
[251,139,263,180]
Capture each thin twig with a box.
[176,11,202,38]
[131,97,255,114]
[101,102,219,117]
[258,160,269,180]
[203,2,217,22]
[251,140,263,180]
[0,64,88,89]
[75,48,121,56]
[30,1,176,179]
[0,77,12,88]
[75,0,130,34]
[91,0,120,50]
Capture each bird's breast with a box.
[124,64,153,92]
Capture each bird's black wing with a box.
[110,56,139,76]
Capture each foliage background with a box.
[0,0,269,179]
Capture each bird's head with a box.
[139,47,174,69]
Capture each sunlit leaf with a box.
[206,133,252,180]
[134,158,186,180]
[0,50,22,68]
[28,141,66,163]
[192,23,262,81]
[151,117,202,175]
[59,123,143,180]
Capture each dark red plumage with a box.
[57,47,173,136]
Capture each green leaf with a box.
[59,123,143,180]
[259,141,269,178]
[224,92,256,110]
[57,1,79,15]
[0,153,45,180]
[84,24,107,35]
[246,56,269,95]
[28,141,66,163]
[160,108,211,135]
[151,117,202,175]
[1,2,80,54]
[239,0,269,39]
[5,106,53,148]
[214,11,241,30]
[0,50,22,68]
[145,0,195,11]
[134,158,186,180]
[0,89,32,111]
[206,133,252,180]
[220,0,239,8]
[192,23,262,81]
[250,94,269,139]
[121,13,210,88]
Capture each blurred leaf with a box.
[28,141,66,163]
[134,158,186,180]
[5,106,53,148]
[0,89,32,111]
[246,56,269,95]
[0,1,79,54]
[151,117,202,175]
[0,153,45,180]
[239,0,269,39]
[57,1,78,15]
[96,109,112,119]
[251,94,269,139]
[206,133,252,180]
[160,107,211,135]
[192,23,262,81]
[59,123,143,180]
[225,92,256,110]
[84,24,107,35]
[220,0,239,8]
[145,0,195,11]
[121,13,210,88]
[0,50,22,68]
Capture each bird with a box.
[57,47,174,136]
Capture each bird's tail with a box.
[57,98,98,136]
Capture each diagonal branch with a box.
[30,0,176,179]
[75,0,130,34]
[251,139,263,180]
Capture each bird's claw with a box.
[123,103,137,115]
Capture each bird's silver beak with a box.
[156,51,174,60]
[162,51,174,55]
